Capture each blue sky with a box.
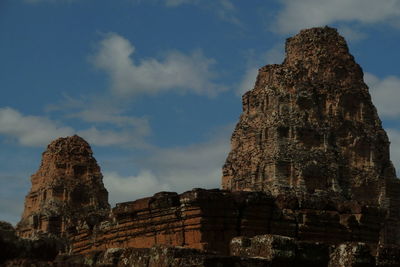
[1,0,400,224]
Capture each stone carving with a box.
[222,26,400,244]
[16,135,110,239]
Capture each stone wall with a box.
[70,189,386,256]
[70,189,270,255]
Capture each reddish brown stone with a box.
[70,189,273,255]
[222,26,400,245]
[6,27,400,266]
[16,135,110,239]
[222,26,394,200]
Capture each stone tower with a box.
[222,27,400,244]
[17,135,110,238]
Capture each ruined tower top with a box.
[45,135,93,158]
[285,27,348,62]
[17,135,110,238]
[222,26,396,205]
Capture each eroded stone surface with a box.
[56,246,270,267]
[328,243,375,267]
[222,26,393,199]
[222,26,400,245]
[231,234,330,266]
[16,135,110,239]
[230,234,400,267]
[70,189,273,255]
[69,188,389,258]
[5,27,400,266]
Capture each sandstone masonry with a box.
[222,26,400,245]
[2,27,400,266]
[16,135,110,239]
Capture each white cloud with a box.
[48,95,152,147]
[275,0,400,34]
[0,198,24,225]
[103,125,232,205]
[262,45,285,65]
[104,170,171,205]
[46,94,151,137]
[387,129,400,176]
[77,127,144,148]
[0,107,74,147]
[92,33,224,97]
[337,26,367,42]
[139,128,231,191]
[237,67,258,96]
[0,107,150,148]
[365,73,400,118]
[0,173,31,225]
[74,109,150,130]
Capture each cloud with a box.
[0,107,150,148]
[387,129,400,176]
[137,126,231,191]
[365,73,400,118]
[103,125,232,205]
[104,170,171,205]
[337,26,367,42]
[0,198,24,225]
[46,94,151,137]
[237,67,259,96]
[214,0,241,25]
[92,33,225,97]
[275,0,400,34]
[72,108,150,130]
[78,127,140,147]
[0,173,30,225]
[47,94,152,148]
[0,107,74,147]
[64,100,151,141]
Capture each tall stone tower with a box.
[17,135,110,238]
[222,27,400,244]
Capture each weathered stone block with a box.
[328,243,375,267]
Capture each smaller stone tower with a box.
[17,135,110,238]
